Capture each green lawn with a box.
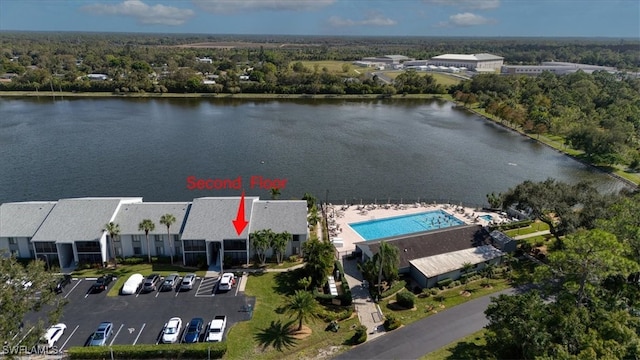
[503,221,550,237]
[378,277,511,327]
[225,271,359,360]
[421,329,490,360]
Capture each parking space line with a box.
[64,279,83,299]
[110,324,124,346]
[58,325,79,351]
[17,326,34,345]
[133,323,146,345]
[234,281,240,296]
[155,289,161,298]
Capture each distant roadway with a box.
[334,288,516,360]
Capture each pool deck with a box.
[326,202,509,255]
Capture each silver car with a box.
[180,273,196,291]
[87,322,113,346]
[161,273,180,291]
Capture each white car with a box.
[205,316,226,342]
[162,317,182,344]
[180,273,196,291]
[218,273,235,291]
[42,323,66,347]
[121,273,144,295]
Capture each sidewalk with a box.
[513,230,550,240]
[341,258,386,341]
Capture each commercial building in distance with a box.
[501,61,617,75]
[425,53,504,72]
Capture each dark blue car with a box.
[182,318,204,343]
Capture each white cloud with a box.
[424,0,500,10]
[328,11,396,28]
[437,12,495,27]
[82,0,194,26]
[193,0,336,14]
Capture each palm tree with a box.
[159,213,176,265]
[270,187,281,200]
[138,219,155,263]
[376,241,400,295]
[250,229,273,265]
[307,206,320,227]
[271,231,291,264]
[302,192,317,211]
[302,237,335,288]
[284,290,320,331]
[461,262,474,291]
[104,222,120,269]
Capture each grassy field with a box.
[225,270,359,360]
[421,329,490,360]
[503,221,550,237]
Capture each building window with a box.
[183,240,206,252]
[173,235,180,243]
[34,242,57,253]
[132,235,142,243]
[8,237,17,245]
[155,235,163,242]
[133,246,141,255]
[223,239,246,251]
[156,246,164,256]
[174,245,181,256]
[76,241,100,253]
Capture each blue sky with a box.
[1,0,638,37]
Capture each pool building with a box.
[354,224,515,289]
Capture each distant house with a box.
[197,57,213,64]
[87,74,108,81]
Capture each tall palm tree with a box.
[250,229,273,265]
[270,187,281,200]
[159,213,176,265]
[284,290,320,331]
[376,241,400,295]
[271,231,291,264]
[104,222,120,269]
[138,219,155,263]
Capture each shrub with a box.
[288,255,300,262]
[121,256,145,265]
[352,325,367,344]
[396,291,416,309]
[436,278,452,289]
[67,342,226,359]
[383,314,401,331]
[339,281,353,306]
[430,288,439,295]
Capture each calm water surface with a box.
[0,97,628,205]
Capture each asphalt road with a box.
[334,288,516,360]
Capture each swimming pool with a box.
[480,214,493,222]
[349,210,464,241]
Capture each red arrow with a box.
[232,190,249,235]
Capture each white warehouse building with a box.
[427,53,504,72]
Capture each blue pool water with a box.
[349,210,464,241]
[480,215,493,222]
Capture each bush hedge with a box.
[380,280,407,299]
[352,325,367,344]
[495,219,533,231]
[67,342,227,359]
[334,260,345,282]
[383,314,401,331]
[436,278,452,289]
[396,291,416,309]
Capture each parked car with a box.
[218,273,235,291]
[87,322,113,346]
[90,274,114,292]
[161,317,182,344]
[142,273,161,293]
[54,275,72,294]
[41,323,66,347]
[121,273,144,295]
[180,273,196,291]
[182,317,204,343]
[205,316,226,342]
[160,273,180,292]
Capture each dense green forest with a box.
[479,182,640,360]
[1,32,639,170]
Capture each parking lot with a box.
[23,274,254,350]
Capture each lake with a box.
[0,97,628,206]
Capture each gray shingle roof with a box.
[410,245,504,278]
[181,197,259,240]
[0,202,57,237]
[358,225,491,269]
[250,200,307,234]
[31,198,126,243]
[113,203,190,235]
